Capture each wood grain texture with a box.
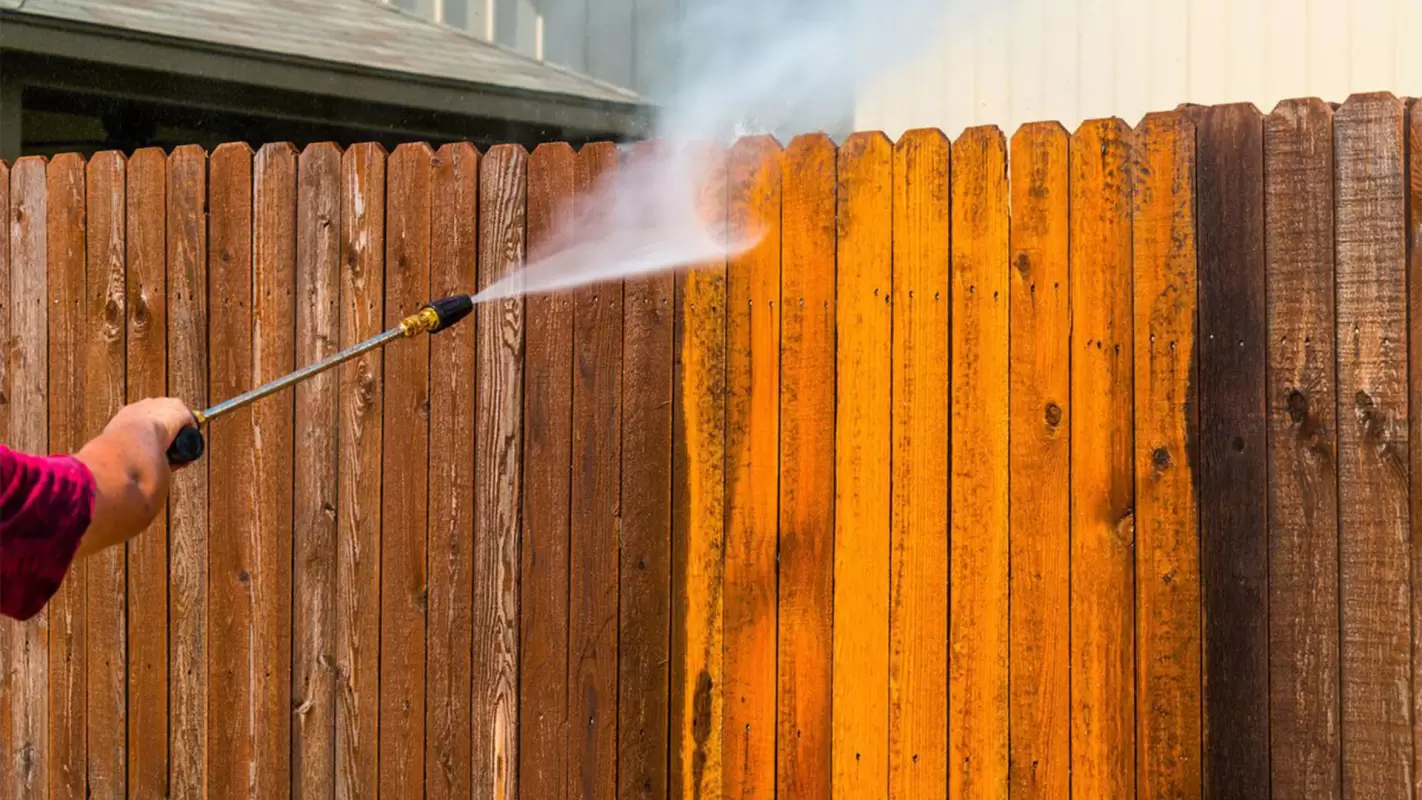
[888,128,950,800]
[1410,96,1422,800]
[1006,122,1070,800]
[336,143,386,800]
[1131,112,1201,800]
[618,141,675,800]
[379,142,433,800]
[776,133,836,800]
[83,151,128,800]
[948,126,1010,800]
[206,142,257,798]
[46,152,86,800]
[474,142,525,800]
[1264,98,1341,800]
[292,141,341,800]
[1186,103,1271,799]
[521,142,575,800]
[723,135,781,800]
[252,143,297,797]
[166,145,208,800]
[3,156,49,800]
[1334,91,1412,799]
[569,141,621,800]
[427,141,476,800]
[671,145,727,800]
[1068,118,1136,800]
[124,148,167,800]
[833,131,893,800]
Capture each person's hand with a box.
[74,398,196,558]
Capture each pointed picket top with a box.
[1071,116,1135,138]
[299,141,342,160]
[1135,110,1195,137]
[530,141,575,160]
[895,126,950,150]
[786,131,836,155]
[1267,96,1335,121]
[212,141,255,159]
[1011,120,1069,149]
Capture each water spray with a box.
[164,295,475,466]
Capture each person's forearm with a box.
[74,425,169,559]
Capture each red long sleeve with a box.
[0,445,95,620]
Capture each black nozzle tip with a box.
[424,295,475,333]
[167,426,205,466]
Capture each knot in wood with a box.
[1151,447,1171,471]
[1286,390,1308,425]
[1044,402,1063,427]
[1014,253,1031,276]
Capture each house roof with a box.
[1,0,650,131]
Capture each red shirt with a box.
[0,446,95,620]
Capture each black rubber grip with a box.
[167,426,205,466]
[425,294,474,332]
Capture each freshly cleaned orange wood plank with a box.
[832,131,893,800]
[84,151,129,800]
[723,135,781,800]
[776,133,836,800]
[1068,118,1136,799]
[670,145,727,800]
[46,151,87,800]
[336,143,386,800]
[124,148,169,799]
[379,142,433,800]
[1131,112,1202,800]
[948,126,1010,800]
[1006,122,1071,800]
[426,141,476,800]
[889,127,950,800]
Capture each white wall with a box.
[854,0,1422,140]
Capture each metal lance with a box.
[164,295,475,465]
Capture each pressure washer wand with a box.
[164,295,476,466]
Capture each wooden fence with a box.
[0,92,1418,800]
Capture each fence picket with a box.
[46,151,86,800]
[1068,118,1136,800]
[569,141,620,800]
[832,131,893,800]
[521,141,575,800]
[474,142,526,800]
[426,141,477,800]
[1132,111,1202,800]
[948,125,1010,800]
[166,144,208,800]
[336,142,386,800]
[724,135,781,800]
[1006,121,1071,800]
[776,133,836,800]
[1264,97,1341,799]
[83,151,128,800]
[618,139,675,800]
[292,141,342,800]
[1410,95,1422,800]
[379,142,433,800]
[206,142,257,796]
[1334,91,1412,799]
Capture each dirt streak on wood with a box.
[474,142,525,800]
[1007,122,1071,800]
[336,143,386,800]
[84,151,129,800]
[520,142,575,800]
[948,126,1010,800]
[166,145,208,800]
[292,141,342,800]
[832,131,893,800]
[425,142,476,800]
[775,133,836,800]
[1264,98,1342,799]
[1333,92,1412,799]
